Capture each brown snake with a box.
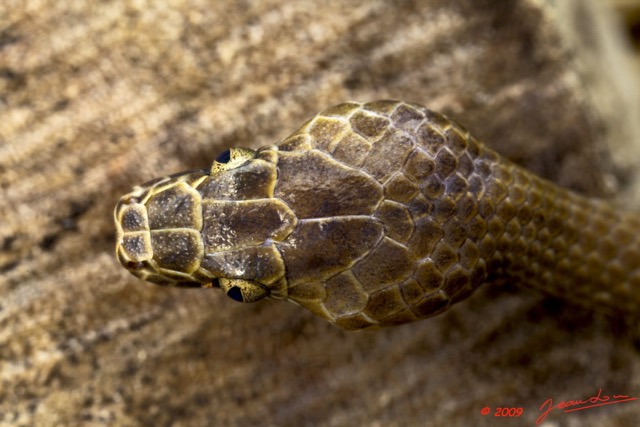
[114,100,640,330]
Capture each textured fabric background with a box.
[2,0,640,426]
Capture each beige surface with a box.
[1,0,640,426]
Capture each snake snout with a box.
[114,175,208,286]
[114,191,156,280]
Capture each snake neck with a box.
[483,153,640,315]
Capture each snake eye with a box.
[219,278,269,303]
[211,148,256,174]
[226,286,244,302]
[215,149,231,164]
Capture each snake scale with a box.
[114,100,640,330]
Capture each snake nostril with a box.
[126,261,145,270]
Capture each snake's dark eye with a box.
[215,149,231,164]
[226,286,244,302]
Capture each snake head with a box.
[115,101,505,330]
[114,147,297,302]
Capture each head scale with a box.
[114,147,294,302]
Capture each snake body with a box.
[115,100,640,330]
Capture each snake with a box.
[114,100,640,330]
